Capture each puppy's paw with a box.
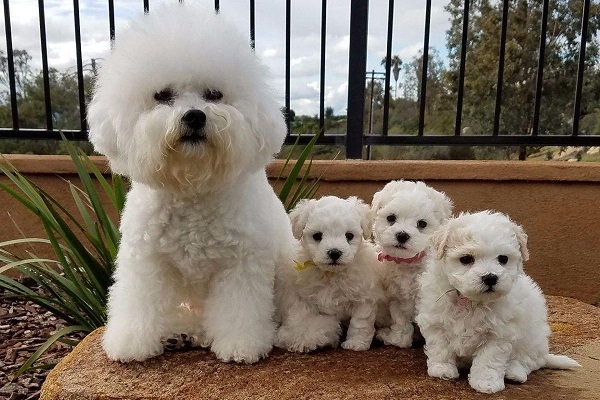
[102,326,163,362]
[276,324,339,353]
[428,362,459,380]
[505,362,528,383]
[341,338,371,351]
[211,337,271,364]
[376,327,412,348]
[469,375,505,394]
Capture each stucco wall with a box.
[1,156,599,305]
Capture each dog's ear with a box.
[512,222,530,263]
[370,180,406,221]
[430,222,451,259]
[289,199,318,240]
[418,182,454,223]
[87,89,129,175]
[348,196,372,239]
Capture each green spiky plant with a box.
[0,134,320,375]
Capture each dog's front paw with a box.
[162,332,210,351]
[428,362,459,380]
[468,375,505,394]
[341,338,371,351]
[211,337,271,364]
[505,361,528,383]
[102,325,163,362]
[376,327,412,348]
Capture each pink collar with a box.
[456,292,472,307]
[377,251,427,265]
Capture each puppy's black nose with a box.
[327,249,342,261]
[396,231,410,244]
[182,109,206,130]
[482,274,498,287]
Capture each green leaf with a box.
[15,325,87,377]
[278,131,321,210]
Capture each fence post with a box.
[346,0,369,159]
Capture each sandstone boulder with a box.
[41,296,600,400]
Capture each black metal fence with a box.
[1,0,599,159]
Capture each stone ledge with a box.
[3,155,600,182]
[40,296,599,400]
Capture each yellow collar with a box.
[293,260,335,277]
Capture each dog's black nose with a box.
[482,274,498,287]
[182,109,206,130]
[327,249,342,261]
[396,231,410,244]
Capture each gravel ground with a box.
[0,283,78,400]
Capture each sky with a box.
[0,0,452,116]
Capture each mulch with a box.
[0,281,77,400]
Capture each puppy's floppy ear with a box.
[347,196,372,239]
[418,182,454,223]
[430,221,451,260]
[512,221,529,263]
[289,199,318,240]
[370,180,406,220]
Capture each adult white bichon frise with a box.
[87,3,293,364]
[371,180,453,348]
[275,196,382,352]
[415,211,580,393]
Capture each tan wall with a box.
[2,156,599,305]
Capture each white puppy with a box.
[276,196,382,352]
[87,4,294,364]
[416,211,580,393]
[371,180,453,348]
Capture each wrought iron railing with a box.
[1,0,599,159]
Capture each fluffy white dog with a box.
[275,196,382,352]
[415,211,580,393]
[87,3,294,364]
[371,180,453,348]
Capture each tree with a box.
[381,55,403,97]
[445,0,600,158]
[0,49,95,154]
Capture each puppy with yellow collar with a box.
[275,196,382,353]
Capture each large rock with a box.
[41,296,600,400]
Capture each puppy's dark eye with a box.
[204,89,223,102]
[345,232,354,241]
[387,214,396,224]
[417,220,428,229]
[312,232,323,242]
[154,88,175,104]
[459,255,474,265]
[497,255,508,265]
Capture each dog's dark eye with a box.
[387,214,396,224]
[497,255,508,265]
[417,220,428,229]
[345,232,354,241]
[459,255,475,265]
[154,88,175,104]
[204,89,223,102]
[312,232,323,242]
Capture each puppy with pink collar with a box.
[371,180,453,348]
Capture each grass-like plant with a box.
[0,134,319,375]
[0,138,125,375]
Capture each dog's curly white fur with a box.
[415,211,580,393]
[276,196,382,353]
[371,180,453,348]
[87,4,293,363]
